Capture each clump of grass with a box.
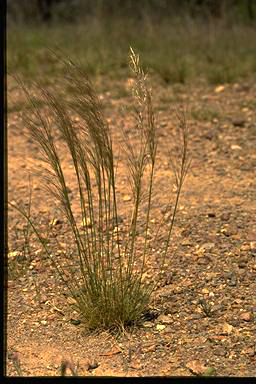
[10,48,190,331]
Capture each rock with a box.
[226,272,237,286]
[242,347,255,357]
[240,244,250,251]
[228,351,237,359]
[239,256,248,264]
[196,243,215,255]
[123,195,131,202]
[207,212,216,218]
[156,324,166,331]
[39,295,48,304]
[186,360,214,376]
[222,323,234,334]
[238,261,247,269]
[99,346,122,357]
[143,344,156,353]
[157,314,173,325]
[86,361,99,372]
[240,312,253,322]
[232,118,245,127]
[143,321,154,328]
[221,225,237,237]
[214,85,225,93]
[214,347,226,357]
[201,243,215,251]
[8,251,22,259]
[182,239,192,246]
[228,277,237,286]
[231,144,242,150]
[220,212,230,221]
[129,362,142,370]
[208,335,227,342]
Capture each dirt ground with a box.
[7,75,256,377]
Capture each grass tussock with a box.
[10,49,190,331]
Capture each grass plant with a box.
[9,48,190,331]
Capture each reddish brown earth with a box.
[7,75,256,376]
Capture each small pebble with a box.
[232,118,245,127]
[220,212,230,221]
[157,314,173,325]
[240,312,253,322]
[86,362,99,372]
[143,321,154,328]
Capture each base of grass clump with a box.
[11,48,190,332]
[73,277,152,331]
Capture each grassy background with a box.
[7,4,256,85]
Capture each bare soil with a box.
[7,75,256,377]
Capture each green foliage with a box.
[7,16,256,84]
[7,0,256,25]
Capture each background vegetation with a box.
[7,0,256,84]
